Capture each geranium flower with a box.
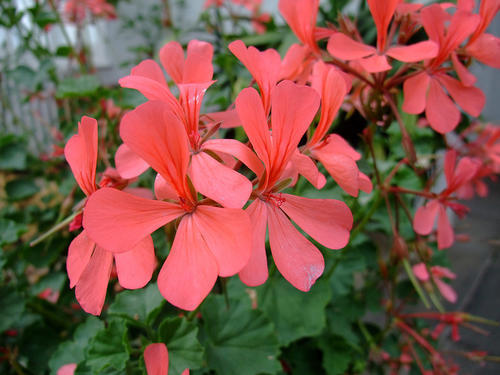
[65,117,155,315]
[412,263,457,303]
[413,150,480,249]
[327,0,438,73]
[83,102,252,310]
[235,80,353,291]
[144,343,189,375]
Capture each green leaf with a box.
[0,218,27,245]
[257,274,331,345]
[49,317,104,375]
[0,135,27,170]
[0,287,25,332]
[317,336,354,375]
[158,317,204,373]
[5,177,39,201]
[201,294,281,375]
[108,283,164,323]
[56,75,100,98]
[85,319,130,374]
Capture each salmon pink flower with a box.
[65,117,156,315]
[412,263,457,303]
[83,102,252,310]
[144,343,189,375]
[328,0,438,73]
[413,150,480,249]
[235,80,353,291]
[57,363,77,375]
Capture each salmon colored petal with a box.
[359,54,392,73]
[75,246,113,316]
[202,109,241,128]
[229,40,281,114]
[313,150,360,197]
[413,199,439,235]
[449,157,480,191]
[178,81,214,136]
[280,194,352,249]
[184,40,214,83]
[444,149,457,187]
[144,343,168,375]
[310,62,347,146]
[322,134,361,160]
[193,205,251,277]
[157,215,219,310]
[189,152,252,209]
[425,79,460,134]
[467,33,500,69]
[64,116,98,196]
[119,75,183,117]
[402,72,430,114]
[441,11,479,60]
[67,230,95,288]
[235,87,272,171]
[327,33,376,60]
[434,278,457,303]
[154,174,177,200]
[239,200,269,287]
[114,235,156,289]
[386,41,438,62]
[159,41,185,83]
[202,138,265,178]
[420,4,447,43]
[115,144,149,179]
[181,370,189,375]
[84,188,185,253]
[431,265,456,280]
[280,43,310,81]
[412,263,430,281]
[279,0,320,52]
[451,53,476,86]
[359,172,373,194]
[123,187,155,200]
[129,59,167,86]
[290,151,326,189]
[270,81,320,183]
[438,74,485,117]
[367,0,399,50]
[267,205,324,292]
[57,363,77,375]
[120,101,190,198]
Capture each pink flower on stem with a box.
[402,4,485,134]
[65,117,156,315]
[144,343,189,375]
[327,0,438,73]
[412,263,457,303]
[83,102,252,311]
[235,80,353,291]
[413,150,480,249]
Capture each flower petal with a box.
[278,0,320,52]
[386,41,438,62]
[437,205,454,249]
[434,278,457,303]
[115,144,149,179]
[64,116,98,196]
[239,200,269,287]
[280,194,352,249]
[84,188,185,253]
[290,151,326,189]
[128,59,167,86]
[438,74,485,117]
[202,138,264,178]
[467,33,500,69]
[157,215,219,310]
[192,205,251,277]
[229,40,281,114]
[327,33,376,60]
[413,200,439,235]
[159,41,185,83]
[451,53,476,86]
[189,151,252,209]
[154,173,178,200]
[75,246,113,316]
[57,363,77,375]
[367,0,399,50]
[144,343,168,375]
[114,235,156,289]
[312,150,360,197]
[268,205,324,292]
[425,79,460,134]
[184,40,214,83]
[359,54,392,73]
[67,230,95,288]
[120,101,191,198]
[402,72,430,114]
[202,109,241,128]
[412,263,430,281]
